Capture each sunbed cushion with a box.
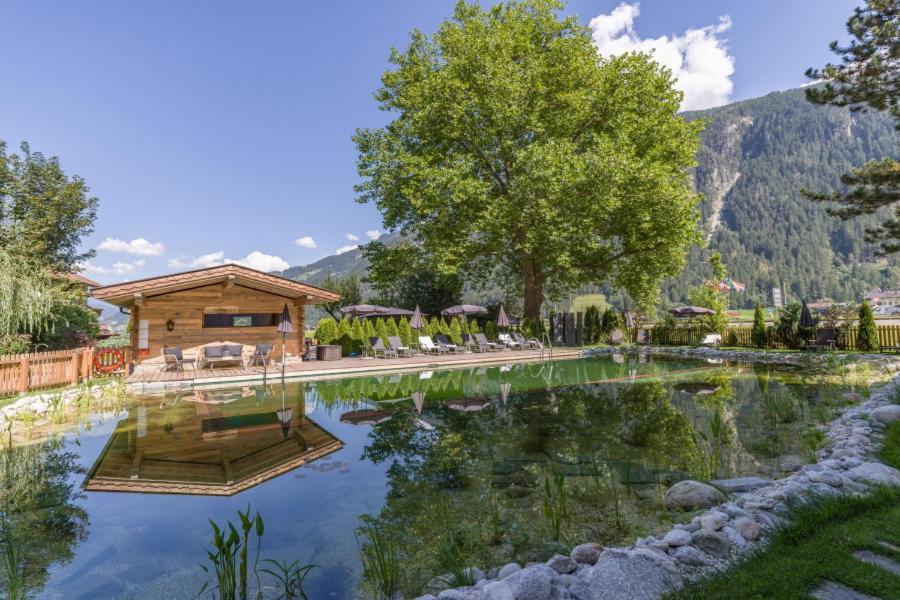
[163,347,183,360]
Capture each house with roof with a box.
[91,264,340,367]
[864,288,900,307]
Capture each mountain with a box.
[284,88,900,309]
[664,87,900,307]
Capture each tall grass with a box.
[541,472,569,541]
[0,514,26,600]
[358,521,399,599]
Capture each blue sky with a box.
[0,0,857,282]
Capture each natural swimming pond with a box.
[0,354,862,598]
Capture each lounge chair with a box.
[609,329,625,345]
[801,328,837,352]
[161,347,196,372]
[419,336,448,354]
[498,333,523,350]
[369,337,397,359]
[464,333,493,352]
[512,332,541,349]
[700,334,721,348]
[248,343,274,366]
[435,334,462,353]
[634,329,651,345]
[388,336,414,357]
[474,333,500,351]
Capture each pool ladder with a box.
[540,332,553,361]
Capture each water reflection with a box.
[85,385,342,496]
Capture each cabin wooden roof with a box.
[91,264,340,305]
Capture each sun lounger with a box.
[419,336,448,354]
[435,334,461,353]
[369,337,397,359]
[512,332,541,349]
[498,333,523,349]
[700,334,721,348]
[161,347,196,371]
[388,336,414,357]
[474,333,500,351]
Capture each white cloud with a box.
[168,250,288,272]
[233,251,289,272]
[168,252,225,269]
[589,3,734,110]
[294,236,318,249]
[335,244,358,255]
[365,230,382,240]
[345,233,360,241]
[97,237,166,257]
[82,259,146,275]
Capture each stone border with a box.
[417,350,900,600]
[0,380,121,431]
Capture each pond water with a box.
[0,354,856,599]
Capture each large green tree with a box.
[804,0,899,253]
[354,0,703,320]
[319,273,363,319]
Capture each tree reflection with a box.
[0,437,88,595]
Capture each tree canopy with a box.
[804,0,899,254]
[354,0,703,319]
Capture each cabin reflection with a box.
[85,384,342,496]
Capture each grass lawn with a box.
[673,423,900,599]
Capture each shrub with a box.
[751,301,768,348]
[350,318,364,353]
[398,316,414,347]
[600,307,620,336]
[449,318,463,345]
[336,318,353,355]
[385,317,400,340]
[775,302,803,349]
[376,319,390,345]
[857,301,879,351]
[364,318,377,343]
[0,333,31,355]
[468,320,480,334]
[315,318,338,345]
[485,320,498,340]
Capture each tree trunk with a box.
[522,266,544,323]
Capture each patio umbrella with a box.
[410,305,425,329]
[668,306,716,318]
[412,391,426,414]
[339,304,391,318]
[496,304,510,329]
[277,385,293,439]
[377,307,415,317]
[277,303,293,380]
[799,301,816,329]
[441,304,488,317]
[625,311,635,329]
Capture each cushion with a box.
[256,343,273,355]
[224,344,243,357]
[163,347,183,360]
[204,345,223,358]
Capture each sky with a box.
[0,0,858,283]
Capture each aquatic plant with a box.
[435,529,476,588]
[358,521,399,599]
[0,514,26,600]
[541,472,569,541]
[199,505,264,600]
[259,559,317,600]
[588,459,622,532]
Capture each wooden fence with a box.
[647,324,900,350]
[0,346,130,398]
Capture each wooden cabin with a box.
[91,264,340,367]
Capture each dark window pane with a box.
[202,313,279,328]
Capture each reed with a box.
[259,559,316,600]
[358,521,399,599]
[541,471,569,541]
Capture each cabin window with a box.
[202,313,280,328]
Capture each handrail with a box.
[540,332,553,361]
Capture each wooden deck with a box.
[126,347,582,391]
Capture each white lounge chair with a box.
[498,333,523,350]
[419,336,448,354]
[700,334,722,348]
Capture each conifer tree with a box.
[386,317,400,340]
[315,318,338,345]
[449,318,463,345]
[857,301,879,351]
[398,316,414,346]
[336,318,353,355]
[751,300,768,348]
[376,319,390,345]
[350,317,364,353]
[469,320,480,334]
[364,318,377,343]
[485,320,498,340]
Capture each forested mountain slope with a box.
[285,88,900,309]
[662,87,899,306]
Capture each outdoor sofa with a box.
[200,344,244,369]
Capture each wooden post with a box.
[71,351,80,385]
[18,358,29,394]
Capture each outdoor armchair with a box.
[248,343,274,366]
[161,347,196,372]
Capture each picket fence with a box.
[0,346,130,397]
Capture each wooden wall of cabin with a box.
[130,283,307,364]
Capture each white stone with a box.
[662,529,693,547]
[872,404,900,424]
[664,480,726,510]
[731,517,761,541]
[844,462,900,487]
[700,511,729,531]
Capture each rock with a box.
[570,542,603,565]
[842,392,864,402]
[546,554,577,575]
[779,455,805,472]
[709,477,772,494]
[466,567,486,583]
[415,595,438,600]
[721,526,749,549]
[498,562,521,579]
[662,529,693,547]
[721,503,750,520]
[844,462,900,487]
[700,511,729,531]
[437,591,467,600]
[481,565,555,600]
[808,470,844,488]
[691,529,732,559]
[731,517,761,541]
[664,480,726,510]
[872,404,900,424]
[671,545,709,567]
[426,575,453,594]
[582,548,683,599]
[648,543,670,555]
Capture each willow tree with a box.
[0,248,62,337]
[354,0,703,320]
